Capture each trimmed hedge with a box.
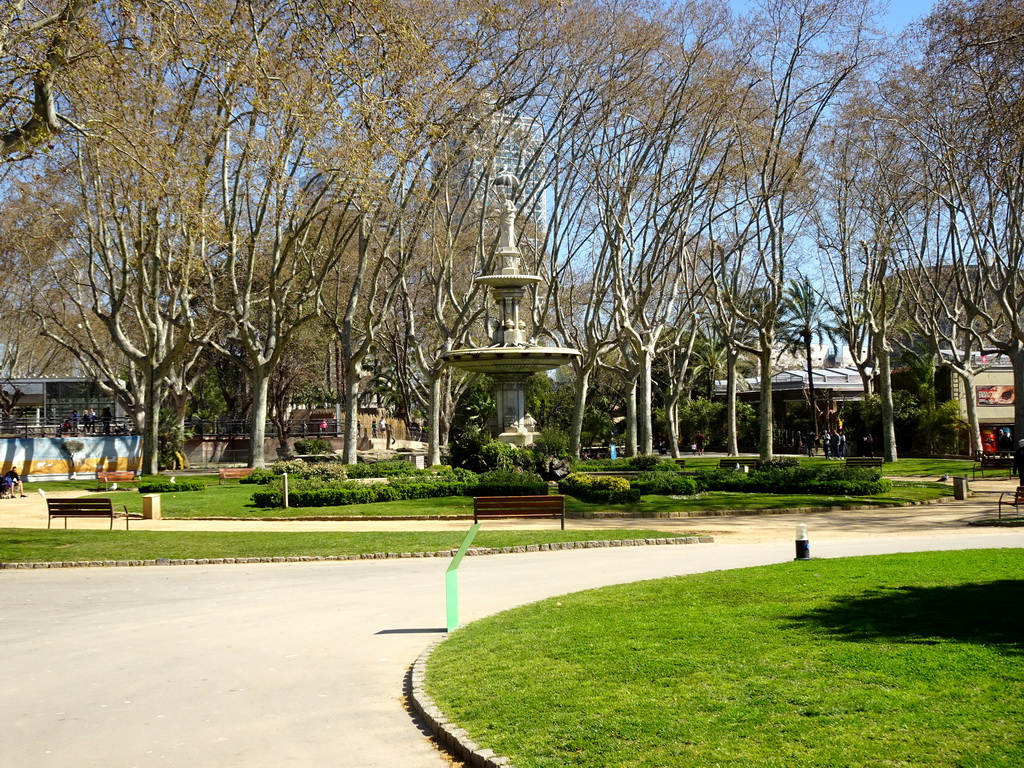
[137,480,206,493]
[471,470,549,497]
[251,478,473,508]
[630,472,698,496]
[572,455,679,472]
[692,464,890,496]
[266,459,462,482]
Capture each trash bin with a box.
[953,476,969,501]
[142,494,161,520]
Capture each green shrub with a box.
[692,464,890,496]
[301,463,350,482]
[534,427,571,458]
[479,442,539,473]
[137,480,206,493]
[559,474,639,504]
[472,470,549,497]
[250,476,474,508]
[580,488,642,504]
[345,461,425,478]
[239,468,278,484]
[631,472,698,496]
[293,438,333,455]
[571,457,635,471]
[629,454,663,471]
[270,459,308,475]
[753,458,800,471]
[692,468,752,493]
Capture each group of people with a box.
[58,408,114,436]
[0,467,25,499]
[803,430,848,459]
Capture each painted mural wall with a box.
[0,437,142,480]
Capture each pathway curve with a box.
[1,481,1023,767]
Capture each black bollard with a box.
[795,523,811,561]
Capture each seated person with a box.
[6,468,25,497]
[0,474,11,499]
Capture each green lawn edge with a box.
[424,549,1024,768]
[0,529,703,564]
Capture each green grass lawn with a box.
[426,549,1024,768]
[0,528,695,563]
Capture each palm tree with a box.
[780,276,832,437]
[690,335,729,400]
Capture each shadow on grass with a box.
[792,580,1024,654]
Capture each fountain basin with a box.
[443,346,581,374]
[474,273,543,289]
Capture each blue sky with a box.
[729,1,937,34]
[881,0,936,32]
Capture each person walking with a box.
[1014,438,1024,485]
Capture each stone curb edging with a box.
[408,639,516,768]
[0,535,713,569]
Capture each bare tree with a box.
[711,0,880,460]
[0,0,95,158]
[886,0,1024,440]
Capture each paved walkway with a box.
[1,479,1023,767]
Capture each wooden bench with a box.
[47,498,130,530]
[972,456,1014,479]
[473,495,565,530]
[998,486,1024,519]
[97,470,138,490]
[845,457,883,468]
[218,467,255,483]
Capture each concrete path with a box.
[2,481,1023,767]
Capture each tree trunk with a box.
[624,379,638,457]
[569,366,590,458]
[639,347,654,455]
[876,345,898,463]
[248,367,270,468]
[141,372,160,475]
[426,373,442,466]
[804,326,818,436]
[1011,343,1024,446]
[758,345,774,461]
[342,365,361,464]
[954,367,983,456]
[726,345,740,456]
[665,394,680,458]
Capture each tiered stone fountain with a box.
[442,172,580,445]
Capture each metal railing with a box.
[0,418,136,438]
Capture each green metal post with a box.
[446,523,481,632]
